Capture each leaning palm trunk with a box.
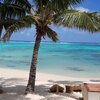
[0,25,3,40]
[1,0,100,95]
[25,28,42,94]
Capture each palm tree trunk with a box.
[25,29,42,94]
[0,25,3,40]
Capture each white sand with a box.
[0,68,100,100]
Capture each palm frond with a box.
[46,27,58,42]
[0,0,31,19]
[0,3,26,19]
[2,0,31,11]
[0,19,16,39]
[0,0,32,39]
[33,0,50,9]
[54,10,100,32]
[33,0,84,12]
[47,0,84,10]
[2,16,35,42]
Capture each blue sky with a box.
[10,0,100,43]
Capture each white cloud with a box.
[75,7,90,12]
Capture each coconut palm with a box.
[0,0,31,39]
[1,0,100,94]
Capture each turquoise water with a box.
[0,42,100,78]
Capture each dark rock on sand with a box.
[50,84,64,93]
[66,85,81,92]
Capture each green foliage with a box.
[46,27,58,42]
[1,0,100,94]
[0,0,31,39]
[34,0,84,12]
[0,0,31,19]
[54,10,100,32]
[2,16,35,41]
[1,0,100,42]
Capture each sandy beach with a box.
[0,0,100,99]
[0,68,100,100]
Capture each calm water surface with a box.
[0,42,100,78]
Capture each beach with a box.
[0,67,100,100]
[0,0,100,99]
[0,42,100,100]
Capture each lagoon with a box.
[0,42,100,78]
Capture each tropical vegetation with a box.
[0,0,100,94]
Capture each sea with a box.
[0,41,100,78]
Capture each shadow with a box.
[34,80,83,100]
[90,80,100,82]
[35,84,72,100]
[48,80,83,85]
[79,97,83,100]
[0,77,30,100]
[35,84,50,96]
[0,78,83,100]
[0,79,69,100]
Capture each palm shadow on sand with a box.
[0,78,30,100]
[0,78,83,100]
[2,77,98,100]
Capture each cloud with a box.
[75,7,90,12]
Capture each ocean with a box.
[0,42,100,78]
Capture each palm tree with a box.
[1,0,100,94]
[0,0,31,39]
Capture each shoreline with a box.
[0,67,100,100]
[0,67,100,81]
